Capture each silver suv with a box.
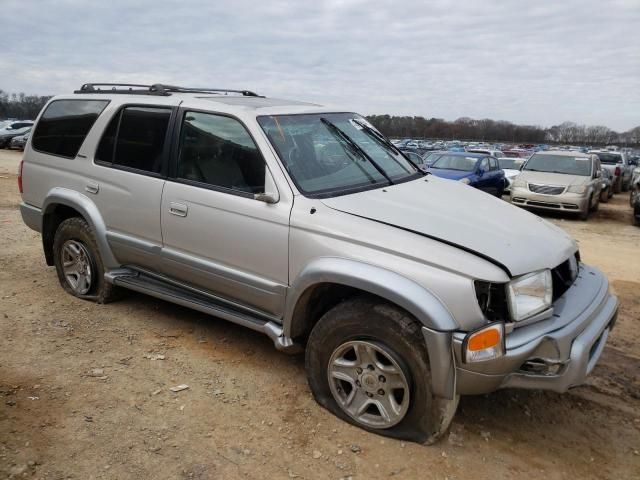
[19,84,619,444]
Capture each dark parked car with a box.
[599,168,614,203]
[421,150,444,168]
[428,152,505,196]
[9,130,31,150]
[631,168,640,226]
[0,121,34,148]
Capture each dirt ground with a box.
[1,149,638,480]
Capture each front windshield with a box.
[257,113,419,196]
[431,154,478,171]
[593,152,622,164]
[523,154,592,176]
[498,158,523,170]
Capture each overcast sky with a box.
[1,0,638,130]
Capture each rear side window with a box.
[32,100,108,158]
[95,106,171,174]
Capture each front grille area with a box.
[528,200,561,209]
[528,183,565,195]
[551,254,579,301]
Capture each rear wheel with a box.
[53,217,120,303]
[599,187,609,203]
[305,296,459,444]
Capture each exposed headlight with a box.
[567,185,587,194]
[512,178,527,188]
[459,177,471,185]
[506,269,552,321]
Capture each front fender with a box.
[42,187,119,269]
[284,257,458,337]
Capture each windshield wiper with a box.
[351,119,427,176]
[320,118,394,185]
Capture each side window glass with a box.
[479,158,489,172]
[113,107,171,173]
[32,100,108,158]
[177,112,265,194]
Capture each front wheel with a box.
[305,297,459,444]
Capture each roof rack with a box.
[74,83,262,97]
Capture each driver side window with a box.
[479,158,489,172]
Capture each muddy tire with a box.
[305,296,459,444]
[52,217,121,304]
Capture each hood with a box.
[518,170,589,187]
[503,168,520,178]
[321,177,577,277]
[429,168,473,181]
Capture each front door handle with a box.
[169,202,188,217]
[85,182,99,194]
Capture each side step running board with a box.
[105,269,301,353]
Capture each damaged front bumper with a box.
[453,263,618,395]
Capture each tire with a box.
[305,296,459,444]
[590,194,599,212]
[622,179,629,192]
[52,217,121,303]
[579,197,591,221]
[599,188,609,203]
[613,177,622,194]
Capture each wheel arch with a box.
[42,188,118,268]
[284,258,458,343]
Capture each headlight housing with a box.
[459,177,471,185]
[567,185,587,194]
[512,178,526,188]
[506,269,552,321]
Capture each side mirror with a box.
[595,170,602,178]
[254,192,279,204]
[255,168,280,204]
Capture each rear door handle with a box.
[169,202,188,217]
[85,182,99,194]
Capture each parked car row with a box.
[402,144,636,225]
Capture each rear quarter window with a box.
[32,99,109,158]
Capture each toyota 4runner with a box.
[19,83,619,443]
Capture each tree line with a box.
[366,115,640,147]
[2,88,638,147]
[0,90,52,121]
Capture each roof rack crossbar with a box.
[151,84,261,97]
[74,83,261,97]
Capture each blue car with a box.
[428,152,505,196]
